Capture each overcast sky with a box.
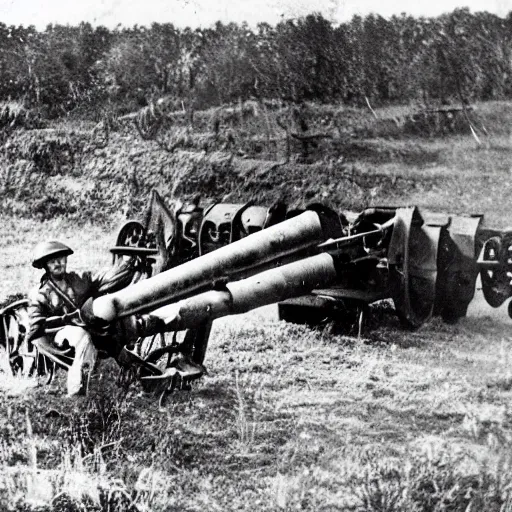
[0,0,509,29]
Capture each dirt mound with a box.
[0,118,445,224]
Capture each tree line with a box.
[1,8,511,118]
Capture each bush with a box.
[32,189,78,220]
[0,102,45,131]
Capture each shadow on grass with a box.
[324,301,405,340]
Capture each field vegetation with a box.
[1,98,512,226]
[0,96,511,511]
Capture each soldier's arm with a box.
[88,257,139,297]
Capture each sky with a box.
[0,0,509,29]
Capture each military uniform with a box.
[28,241,140,396]
[27,262,138,343]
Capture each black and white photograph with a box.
[0,0,511,510]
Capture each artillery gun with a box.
[2,191,512,403]
[113,192,486,328]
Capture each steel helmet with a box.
[32,241,74,269]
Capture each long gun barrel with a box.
[145,253,339,331]
[85,210,334,323]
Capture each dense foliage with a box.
[1,9,511,117]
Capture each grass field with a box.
[1,101,512,511]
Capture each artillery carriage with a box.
[1,190,511,403]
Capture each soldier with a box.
[28,241,139,396]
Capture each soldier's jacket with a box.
[28,259,138,342]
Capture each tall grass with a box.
[0,311,510,510]
[0,374,173,511]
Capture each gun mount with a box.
[110,193,491,330]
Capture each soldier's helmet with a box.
[32,241,74,269]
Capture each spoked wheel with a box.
[31,337,72,385]
[0,299,36,377]
[388,207,439,329]
[112,220,147,264]
[480,236,512,308]
[116,220,146,247]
